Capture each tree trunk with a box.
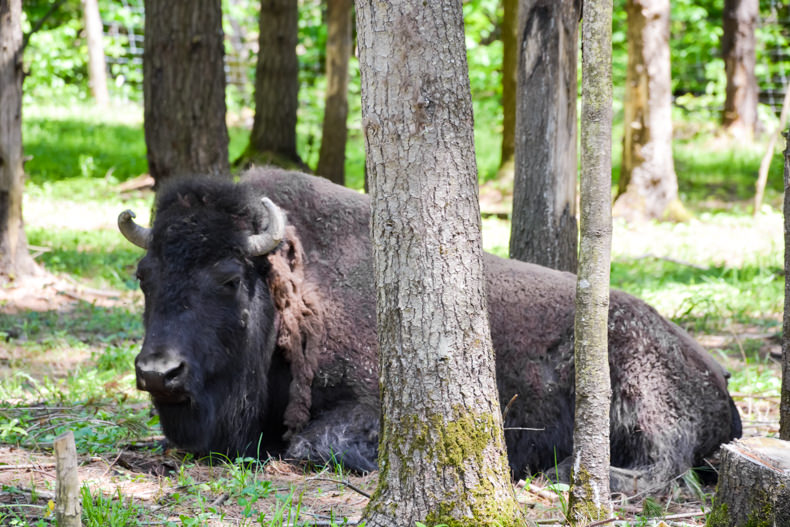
[782,131,790,440]
[143,0,230,187]
[356,0,524,525]
[82,0,109,106]
[721,0,759,138]
[567,0,613,522]
[245,0,303,168]
[613,0,680,222]
[509,0,580,273]
[0,0,36,282]
[498,0,518,179]
[54,431,81,527]
[707,438,790,527]
[316,0,352,186]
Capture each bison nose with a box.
[135,349,189,398]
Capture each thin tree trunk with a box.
[754,86,790,216]
[509,0,580,273]
[246,0,303,167]
[316,0,352,186]
[722,0,759,138]
[781,130,790,440]
[82,0,109,106]
[498,0,518,178]
[567,0,613,521]
[143,0,230,186]
[0,0,36,282]
[613,0,680,222]
[356,0,524,525]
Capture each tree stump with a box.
[707,437,790,527]
[54,431,82,527]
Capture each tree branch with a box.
[22,0,69,52]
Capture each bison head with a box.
[119,178,290,457]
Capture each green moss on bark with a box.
[365,408,526,525]
[567,466,610,525]
[706,487,782,527]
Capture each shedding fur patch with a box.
[266,226,326,436]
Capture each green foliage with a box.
[82,486,145,526]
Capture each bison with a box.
[118,168,740,492]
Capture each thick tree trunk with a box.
[498,0,518,178]
[0,0,35,282]
[613,0,680,222]
[707,438,790,527]
[82,0,109,106]
[143,0,230,186]
[567,0,613,522]
[509,0,580,273]
[316,0,352,186]
[356,0,524,525]
[782,131,790,440]
[721,0,759,138]
[246,0,303,167]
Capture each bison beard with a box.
[120,169,741,492]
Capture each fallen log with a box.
[707,437,790,527]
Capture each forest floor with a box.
[0,191,784,526]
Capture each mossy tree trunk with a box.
[721,0,759,138]
[613,0,680,222]
[782,131,790,440]
[316,0,352,186]
[567,0,613,522]
[498,0,518,179]
[356,0,525,525]
[0,0,36,282]
[143,0,230,186]
[509,0,580,273]
[244,0,304,168]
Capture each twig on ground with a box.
[100,449,126,479]
[307,476,371,498]
[0,463,55,470]
[208,492,229,508]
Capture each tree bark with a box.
[613,0,680,222]
[82,0,109,106]
[509,0,580,273]
[721,0,759,138]
[316,0,352,186]
[356,0,524,525]
[143,0,230,186]
[54,431,81,527]
[498,0,518,179]
[245,0,303,168]
[707,438,790,527]
[0,0,36,282]
[782,131,790,440]
[568,0,613,521]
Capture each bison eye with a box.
[222,276,241,291]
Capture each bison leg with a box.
[285,402,379,473]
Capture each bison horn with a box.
[245,197,286,256]
[118,209,151,249]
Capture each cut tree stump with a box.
[707,437,790,527]
[54,431,82,527]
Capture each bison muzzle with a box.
[119,168,741,492]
